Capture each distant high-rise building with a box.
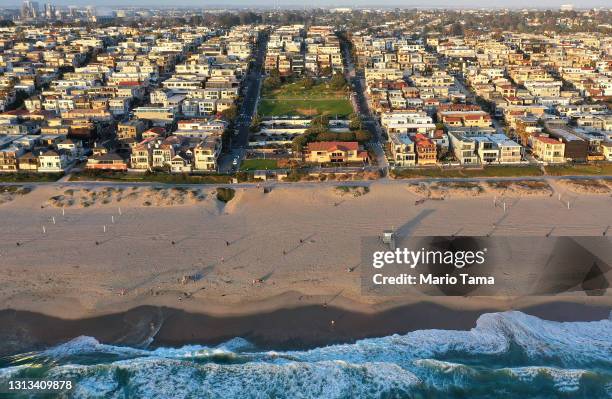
[560,4,574,11]
[85,6,96,18]
[44,3,56,19]
[21,0,39,19]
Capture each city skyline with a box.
[2,0,612,10]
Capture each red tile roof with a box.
[307,141,359,152]
[535,136,562,145]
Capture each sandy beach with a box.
[0,179,611,354]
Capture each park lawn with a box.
[391,165,544,179]
[263,80,347,99]
[258,98,353,117]
[544,163,612,176]
[240,159,279,171]
[260,79,353,117]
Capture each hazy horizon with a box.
[2,0,611,10]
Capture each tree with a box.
[330,73,347,90]
[315,131,339,142]
[311,114,330,128]
[451,22,464,37]
[337,131,356,142]
[301,76,315,90]
[250,113,262,132]
[320,67,332,76]
[354,130,372,143]
[8,90,28,111]
[349,113,362,130]
[263,70,281,92]
[221,105,238,123]
[305,115,330,136]
[292,134,308,152]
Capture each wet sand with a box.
[1,301,610,356]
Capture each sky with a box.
[2,0,610,9]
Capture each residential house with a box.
[193,135,222,171]
[130,139,153,170]
[305,141,368,164]
[414,134,437,165]
[389,133,416,166]
[86,152,128,171]
[118,120,147,142]
[532,136,565,163]
[38,150,70,172]
[18,152,38,171]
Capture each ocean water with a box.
[1,311,611,398]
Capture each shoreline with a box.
[1,301,610,357]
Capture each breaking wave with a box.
[1,311,610,398]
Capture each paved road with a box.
[5,174,612,191]
[340,37,389,173]
[218,32,269,173]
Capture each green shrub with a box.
[216,187,236,203]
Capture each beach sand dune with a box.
[0,182,610,325]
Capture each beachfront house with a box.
[305,141,368,164]
[193,135,222,171]
[389,133,416,166]
[37,150,70,172]
[414,134,437,165]
[532,136,565,163]
[86,152,128,171]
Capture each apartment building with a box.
[193,135,222,171]
[381,112,436,135]
[448,132,479,165]
[389,133,416,166]
[117,120,147,141]
[134,106,176,124]
[532,136,565,163]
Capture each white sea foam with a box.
[42,359,421,399]
[36,312,612,369]
[0,364,27,380]
[42,335,149,358]
[505,366,588,392]
[3,311,611,399]
[284,311,612,368]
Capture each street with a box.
[218,32,269,173]
[340,36,389,173]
